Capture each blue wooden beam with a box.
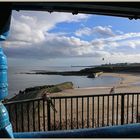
[14,123,140,138]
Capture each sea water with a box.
[7,66,121,98]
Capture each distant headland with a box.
[21,63,140,78]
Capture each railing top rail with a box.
[4,97,43,105]
[51,92,140,99]
[4,92,140,105]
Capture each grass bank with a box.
[8,82,73,102]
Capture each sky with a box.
[3,10,140,67]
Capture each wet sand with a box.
[49,72,140,129]
[11,72,140,131]
[52,72,140,97]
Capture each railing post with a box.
[47,100,51,131]
[42,92,51,131]
[121,94,125,125]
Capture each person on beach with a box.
[42,91,57,113]
[110,86,115,94]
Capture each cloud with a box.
[75,27,91,37]
[7,11,89,44]
[75,26,115,37]
[3,10,140,64]
[14,10,88,30]
[4,11,92,58]
[75,26,140,49]
[105,52,140,64]
[4,35,92,59]
[90,31,140,50]
[4,27,140,60]
[103,32,140,42]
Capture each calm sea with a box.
[7,66,121,98]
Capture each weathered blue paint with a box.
[0,11,14,138]
[14,123,140,138]
[0,103,13,138]
[0,47,8,100]
[0,103,9,130]
[0,47,13,138]
[0,31,10,41]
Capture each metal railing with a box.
[4,92,140,132]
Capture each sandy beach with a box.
[47,72,140,129]
[10,72,140,131]
[52,72,140,97]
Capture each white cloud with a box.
[106,53,140,64]
[8,16,45,44]
[75,26,115,37]
[91,39,106,50]
[104,32,140,42]
[5,23,140,60]
[75,26,140,49]
[94,26,115,37]
[3,10,140,65]
[75,27,91,37]
[90,32,140,50]
[7,11,89,44]
[117,39,140,49]
[4,11,91,58]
